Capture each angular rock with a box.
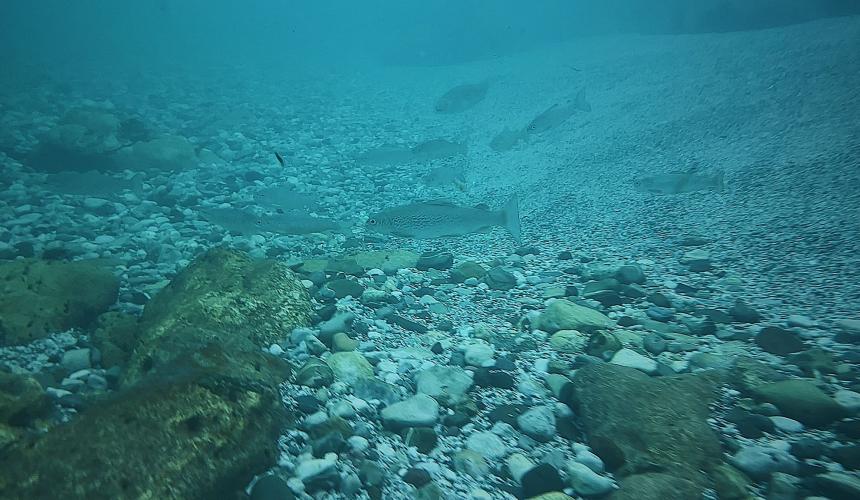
[326,352,374,384]
[0,346,290,499]
[416,366,473,406]
[571,363,722,494]
[123,247,311,385]
[381,394,439,429]
[752,379,847,427]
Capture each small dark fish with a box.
[275,152,285,167]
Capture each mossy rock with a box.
[752,379,848,427]
[27,107,123,172]
[0,259,119,346]
[0,371,51,428]
[0,345,290,499]
[89,312,141,369]
[610,473,703,500]
[571,363,723,493]
[123,247,311,385]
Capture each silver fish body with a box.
[366,195,521,244]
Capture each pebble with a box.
[295,457,337,483]
[770,416,804,433]
[463,342,495,367]
[730,445,797,480]
[834,389,860,413]
[465,431,508,460]
[416,365,473,406]
[506,453,536,483]
[380,394,440,429]
[609,348,658,374]
[566,460,617,496]
[516,405,557,442]
[61,348,92,372]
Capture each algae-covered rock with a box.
[0,259,119,346]
[351,249,419,272]
[0,371,52,447]
[536,299,614,333]
[0,345,290,499]
[571,363,723,495]
[124,247,311,385]
[89,312,140,369]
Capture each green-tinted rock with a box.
[610,473,702,500]
[787,348,837,376]
[294,358,334,388]
[326,278,365,299]
[711,463,755,500]
[0,258,119,346]
[450,261,487,283]
[0,345,290,499]
[753,379,847,427]
[326,352,374,384]
[27,106,124,172]
[331,332,359,352]
[114,134,199,171]
[124,247,311,385]
[402,426,438,454]
[549,330,588,353]
[0,371,51,447]
[537,299,614,333]
[89,312,140,368]
[730,356,787,394]
[585,331,622,358]
[572,364,722,493]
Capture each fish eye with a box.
[367,218,377,225]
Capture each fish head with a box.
[365,212,393,234]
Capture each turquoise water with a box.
[1,2,859,499]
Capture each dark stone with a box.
[615,265,646,285]
[352,378,401,405]
[700,308,734,324]
[315,304,337,322]
[588,290,627,307]
[647,292,672,308]
[791,438,827,460]
[430,342,444,355]
[473,368,515,389]
[402,427,438,454]
[493,357,517,371]
[755,326,806,356]
[521,464,565,498]
[312,431,346,457]
[612,473,703,500]
[484,267,517,291]
[251,475,295,500]
[295,395,320,414]
[679,236,709,246]
[387,314,429,334]
[402,468,432,488]
[829,444,860,470]
[787,348,836,376]
[585,331,622,359]
[57,393,87,410]
[557,251,573,260]
[443,412,472,427]
[835,419,860,440]
[675,283,699,295]
[729,300,761,323]
[564,285,579,297]
[488,404,528,426]
[514,246,540,256]
[683,317,717,337]
[617,316,639,327]
[326,278,365,299]
[416,251,454,271]
[726,407,774,438]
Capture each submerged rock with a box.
[0,345,290,499]
[0,258,119,346]
[123,247,312,385]
[536,299,614,333]
[570,363,723,496]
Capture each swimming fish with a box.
[253,185,319,211]
[526,89,591,135]
[275,152,285,167]
[634,170,726,195]
[200,207,345,235]
[489,128,527,152]
[435,81,490,113]
[366,195,521,244]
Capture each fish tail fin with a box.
[502,194,522,245]
[575,88,592,112]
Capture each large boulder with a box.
[123,247,312,385]
[0,371,52,449]
[0,259,119,346]
[28,106,124,172]
[114,134,199,171]
[0,345,291,499]
[570,363,723,498]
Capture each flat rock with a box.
[381,394,439,429]
[536,299,614,333]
